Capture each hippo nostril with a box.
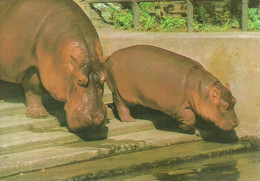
[97,114,105,121]
[94,113,105,125]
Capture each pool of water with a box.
[99,151,260,181]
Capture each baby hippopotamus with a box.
[105,45,239,132]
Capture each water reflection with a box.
[154,160,239,181]
[99,152,260,181]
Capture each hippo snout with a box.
[65,103,107,132]
[93,112,105,126]
[216,118,239,131]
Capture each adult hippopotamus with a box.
[105,45,239,132]
[0,0,107,132]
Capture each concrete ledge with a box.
[0,130,80,155]
[3,141,251,181]
[0,115,60,135]
[0,102,25,113]
[0,127,200,178]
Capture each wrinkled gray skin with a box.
[0,0,107,132]
[106,45,239,132]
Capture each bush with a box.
[248,8,260,31]
[94,2,260,32]
[139,2,186,32]
[111,8,133,29]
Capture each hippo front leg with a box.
[22,72,48,117]
[177,108,196,133]
[113,94,135,122]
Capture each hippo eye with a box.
[221,102,229,110]
[77,78,88,87]
[76,73,88,87]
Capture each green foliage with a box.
[192,3,241,32]
[139,2,159,31]
[159,17,186,31]
[139,2,186,32]
[108,5,133,30]
[248,8,260,31]
[105,2,259,32]
[196,6,209,25]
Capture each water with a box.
[99,151,260,181]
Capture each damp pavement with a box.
[0,78,259,179]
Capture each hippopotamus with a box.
[0,0,107,132]
[105,45,239,132]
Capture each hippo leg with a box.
[113,94,135,122]
[177,108,196,132]
[22,72,48,117]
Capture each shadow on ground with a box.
[0,80,67,125]
[0,80,237,143]
[0,80,25,103]
[108,103,238,143]
[0,80,108,140]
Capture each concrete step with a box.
[0,102,26,113]
[0,115,60,135]
[2,141,251,181]
[0,127,201,178]
[107,118,157,137]
[0,145,107,178]
[108,129,200,147]
[0,128,80,155]
[0,114,167,154]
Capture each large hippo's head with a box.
[199,82,239,131]
[37,40,107,132]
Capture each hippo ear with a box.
[232,97,237,104]
[226,83,230,91]
[101,55,110,63]
[95,42,110,63]
[211,87,221,99]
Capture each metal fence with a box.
[80,0,250,32]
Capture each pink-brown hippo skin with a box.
[105,45,239,132]
[0,0,107,132]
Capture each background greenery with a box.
[92,1,259,32]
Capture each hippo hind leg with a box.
[113,94,135,122]
[22,71,48,118]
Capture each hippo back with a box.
[0,0,99,83]
[106,45,203,115]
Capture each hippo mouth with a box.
[64,103,107,132]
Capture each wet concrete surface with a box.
[101,151,260,181]
[2,142,252,181]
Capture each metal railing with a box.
[79,0,250,32]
